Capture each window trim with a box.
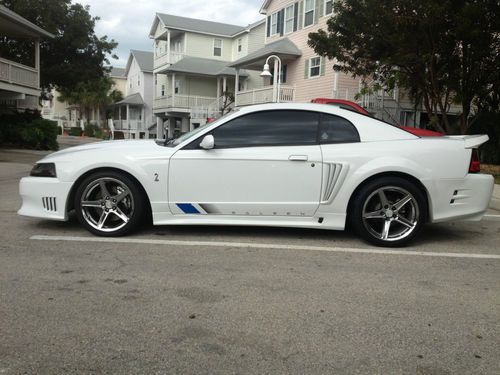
[309,57,321,78]
[303,0,316,28]
[284,4,295,34]
[270,11,278,36]
[213,38,223,57]
[324,0,333,16]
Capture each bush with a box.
[84,123,99,137]
[468,112,500,165]
[0,111,59,151]
[69,127,82,136]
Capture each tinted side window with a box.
[210,110,319,148]
[319,114,360,143]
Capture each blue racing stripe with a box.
[176,203,200,214]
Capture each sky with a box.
[77,0,264,68]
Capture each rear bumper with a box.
[18,177,72,221]
[428,174,494,223]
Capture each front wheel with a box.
[351,177,427,247]
[74,171,146,236]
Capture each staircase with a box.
[190,95,227,122]
[358,87,405,125]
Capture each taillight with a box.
[468,149,480,173]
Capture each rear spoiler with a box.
[447,135,489,149]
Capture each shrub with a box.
[69,127,82,136]
[468,112,500,165]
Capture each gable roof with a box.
[259,0,272,14]
[108,67,126,78]
[115,93,144,106]
[229,38,302,68]
[0,4,54,38]
[164,56,248,77]
[125,50,154,75]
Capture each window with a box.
[213,39,222,56]
[270,12,278,35]
[272,64,287,83]
[175,80,180,94]
[206,110,319,148]
[319,114,360,143]
[161,84,165,96]
[284,4,295,34]
[304,0,315,27]
[137,75,140,86]
[324,0,333,15]
[237,38,242,52]
[309,57,321,77]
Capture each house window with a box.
[325,0,333,15]
[238,38,242,52]
[272,64,288,83]
[175,80,180,94]
[304,0,315,27]
[309,57,321,77]
[270,12,278,35]
[138,76,140,86]
[161,84,165,96]
[285,4,295,34]
[213,39,222,57]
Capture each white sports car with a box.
[19,103,494,246]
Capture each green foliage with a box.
[0,0,118,94]
[308,0,500,135]
[0,112,59,151]
[68,127,82,137]
[469,112,500,165]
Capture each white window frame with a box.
[237,38,242,53]
[213,38,222,57]
[324,0,333,16]
[175,80,180,94]
[309,57,321,78]
[284,4,295,34]
[303,0,315,28]
[270,11,278,36]
[161,84,165,96]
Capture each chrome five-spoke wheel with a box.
[351,177,427,247]
[75,171,145,236]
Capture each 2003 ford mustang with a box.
[19,103,494,246]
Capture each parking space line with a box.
[30,235,500,260]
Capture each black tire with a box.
[350,176,427,247]
[74,170,146,236]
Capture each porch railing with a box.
[236,85,295,106]
[113,119,144,131]
[154,51,184,70]
[0,57,38,89]
[154,94,218,110]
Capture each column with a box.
[216,77,220,98]
[222,76,227,94]
[181,117,189,133]
[172,72,176,106]
[166,29,171,62]
[234,68,240,107]
[156,116,164,139]
[272,59,279,102]
[35,38,40,88]
[168,117,175,138]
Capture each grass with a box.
[482,164,500,184]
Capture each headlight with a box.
[30,163,57,178]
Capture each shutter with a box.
[293,2,299,31]
[279,9,285,36]
[266,15,271,37]
[315,0,321,24]
[298,1,304,29]
[304,59,309,79]
[320,57,326,76]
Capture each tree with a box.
[308,0,500,134]
[0,0,118,96]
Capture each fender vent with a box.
[42,197,57,212]
[322,163,343,202]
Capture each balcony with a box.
[0,57,39,89]
[154,94,217,111]
[113,119,145,131]
[236,85,295,107]
[154,51,184,72]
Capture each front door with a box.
[168,110,323,217]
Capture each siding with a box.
[186,33,233,61]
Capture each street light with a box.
[260,55,282,103]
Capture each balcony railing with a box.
[154,94,217,110]
[154,51,184,70]
[236,85,295,106]
[0,57,38,89]
[113,119,144,131]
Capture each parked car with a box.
[311,98,444,137]
[19,103,493,246]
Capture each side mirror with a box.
[199,134,214,150]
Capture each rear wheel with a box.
[74,171,145,236]
[351,177,427,247]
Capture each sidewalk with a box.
[491,184,500,211]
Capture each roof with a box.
[125,50,154,75]
[108,67,126,77]
[164,56,248,77]
[259,0,272,14]
[114,93,144,106]
[155,13,246,37]
[229,38,302,69]
[0,4,54,38]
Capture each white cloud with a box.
[76,0,264,67]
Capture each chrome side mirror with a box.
[199,134,214,150]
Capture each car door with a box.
[168,110,323,217]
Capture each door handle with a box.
[288,155,308,161]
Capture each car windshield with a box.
[165,110,238,147]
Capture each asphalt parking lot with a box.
[1,147,499,374]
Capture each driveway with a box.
[0,148,499,374]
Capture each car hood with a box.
[41,139,171,162]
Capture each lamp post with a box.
[260,55,282,103]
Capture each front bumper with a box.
[428,174,494,223]
[18,177,73,221]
